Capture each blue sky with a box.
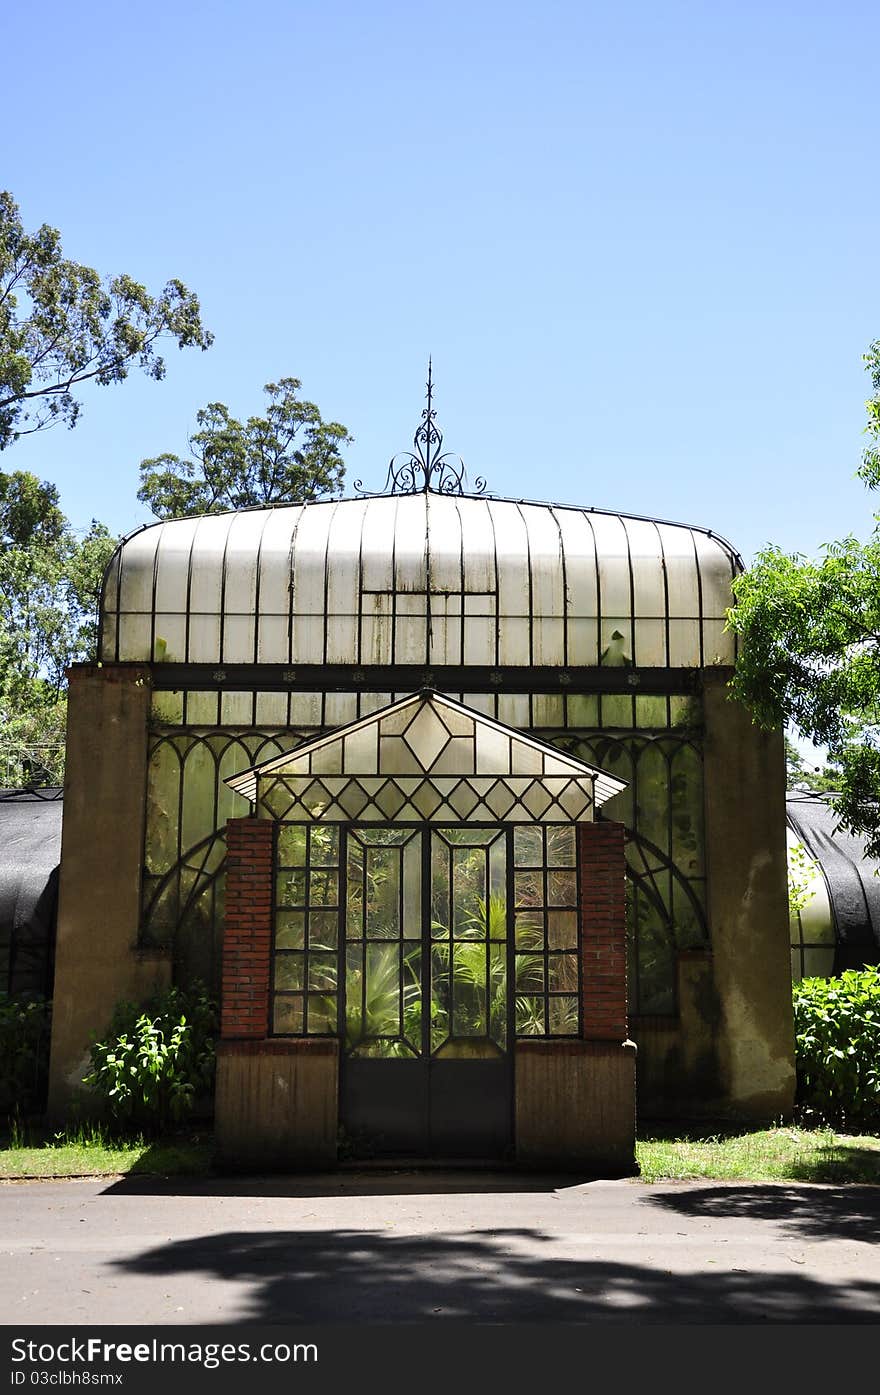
[4,0,878,565]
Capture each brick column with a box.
[578,820,628,1040]
[222,817,274,1039]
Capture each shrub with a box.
[0,994,51,1119]
[84,982,218,1133]
[793,967,880,1130]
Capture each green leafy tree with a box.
[0,469,115,784]
[784,737,842,795]
[729,343,880,856]
[0,190,212,448]
[137,378,352,519]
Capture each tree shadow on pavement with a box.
[101,1168,597,1199]
[110,1226,880,1323]
[643,1184,880,1245]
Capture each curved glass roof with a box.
[787,793,880,977]
[99,493,742,669]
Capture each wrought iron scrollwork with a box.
[355,359,487,497]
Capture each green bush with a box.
[0,994,51,1119]
[84,983,218,1133]
[793,967,880,1130]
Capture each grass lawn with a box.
[0,1128,214,1179]
[636,1125,880,1184]
[0,1124,878,1182]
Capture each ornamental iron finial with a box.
[355,360,486,497]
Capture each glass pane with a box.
[669,695,699,727]
[637,902,676,1014]
[547,953,578,992]
[309,869,338,906]
[346,838,364,934]
[803,947,835,978]
[451,942,486,1036]
[275,911,305,949]
[514,911,544,949]
[308,953,338,991]
[548,995,579,1034]
[365,847,400,939]
[274,952,304,990]
[513,826,542,867]
[345,945,364,1045]
[308,910,338,950]
[546,826,576,868]
[488,835,506,918]
[515,869,542,908]
[403,835,421,939]
[671,744,704,879]
[310,824,339,866]
[547,910,578,949]
[402,944,422,1050]
[452,846,486,939]
[437,827,501,846]
[548,870,577,906]
[273,995,303,1034]
[600,694,633,728]
[431,834,450,938]
[277,824,307,867]
[635,694,668,727]
[489,942,507,1048]
[515,953,544,991]
[672,878,704,951]
[357,826,412,845]
[430,943,451,1052]
[515,995,545,1035]
[278,869,307,907]
[306,993,336,1033]
[365,942,402,1036]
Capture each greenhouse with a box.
[0,788,61,1001]
[787,791,880,981]
[47,394,795,1166]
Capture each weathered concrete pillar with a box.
[47,665,168,1121]
[702,671,795,1119]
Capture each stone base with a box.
[514,1039,637,1172]
[215,1038,339,1170]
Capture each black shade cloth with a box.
[787,792,880,971]
[0,788,63,997]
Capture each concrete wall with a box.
[215,1040,339,1168]
[47,666,168,1121]
[701,672,795,1120]
[515,1040,637,1170]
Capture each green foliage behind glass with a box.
[793,967,880,1130]
[84,983,218,1133]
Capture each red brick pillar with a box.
[222,817,274,1039]
[578,820,628,1040]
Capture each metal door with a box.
[340,825,513,1159]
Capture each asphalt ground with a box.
[1,1171,879,1325]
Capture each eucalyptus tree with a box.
[0,190,212,449]
[137,378,352,518]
